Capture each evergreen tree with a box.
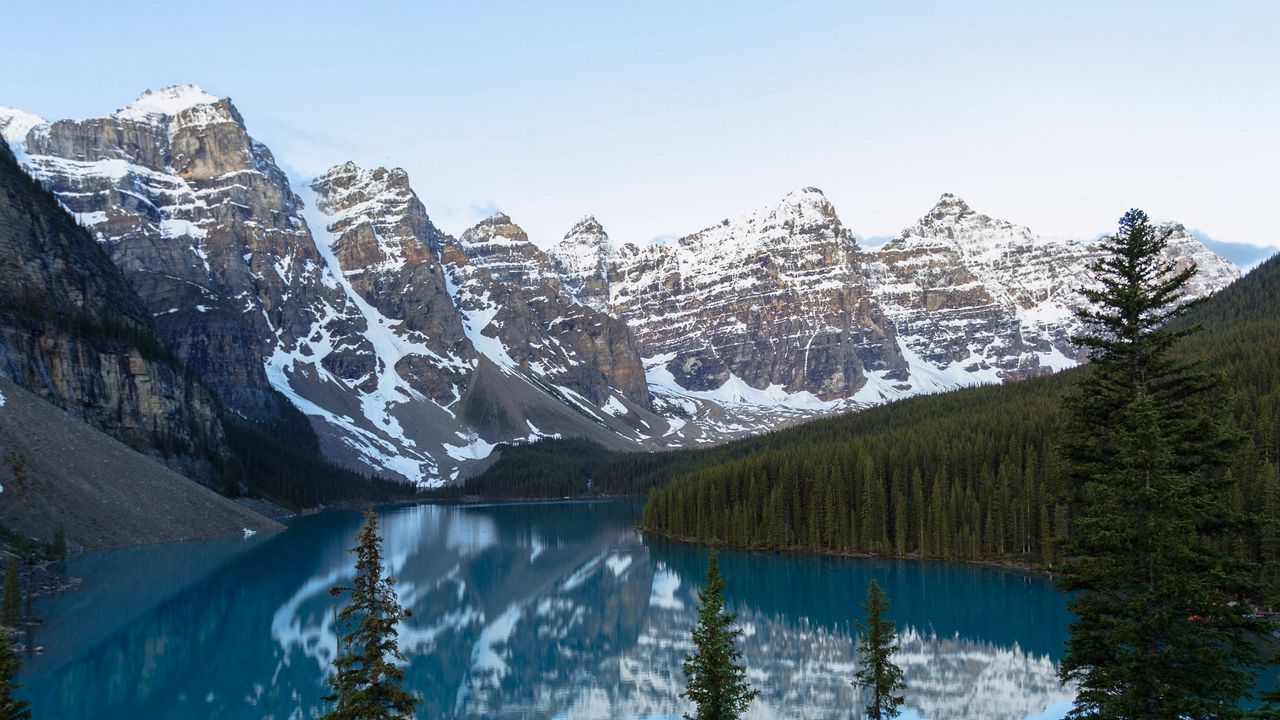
[322,509,418,720]
[1,560,18,627]
[682,551,757,720]
[852,580,905,720]
[1058,209,1265,718]
[1262,461,1280,564]
[636,250,1280,587]
[0,629,30,720]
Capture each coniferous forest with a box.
[6,6,1279,718]
[467,250,1280,598]
[637,250,1280,589]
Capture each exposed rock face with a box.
[0,137,221,472]
[870,194,1242,387]
[303,161,660,481]
[871,193,1087,383]
[444,213,650,409]
[10,85,360,422]
[3,88,461,482]
[310,162,473,407]
[550,216,613,310]
[600,188,903,401]
[552,190,1241,411]
[2,84,669,484]
[0,86,1244,487]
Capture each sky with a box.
[2,1,1278,257]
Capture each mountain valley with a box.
[0,85,1242,489]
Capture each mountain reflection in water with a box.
[21,500,1074,719]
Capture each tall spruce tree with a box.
[682,551,757,720]
[1,560,18,627]
[0,629,30,720]
[852,580,905,720]
[1058,209,1265,718]
[322,509,418,720]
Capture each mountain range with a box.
[0,85,1242,487]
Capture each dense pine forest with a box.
[639,251,1280,580]
[472,252,1279,593]
[215,397,414,510]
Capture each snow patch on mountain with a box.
[264,183,487,485]
[115,85,222,122]
[3,86,1246,484]
[646,353,842,411]
[0,107,45,148]
[564,189,1241,438]
[444,432,497,461]
[600,395,629,417]
[448,285,517,375]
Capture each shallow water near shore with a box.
[20,498,1076,719]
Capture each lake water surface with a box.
[19,499,1075,719]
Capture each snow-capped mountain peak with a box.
[462,212,522,244]
[1,84,1245,488]
[762,186,838,225]
[313,162,416,225]
[1151,220,1242,298]
[549,215,615,310]
[116,83,221,120]
[913,193,998,233]
[780,185,832,209]
[115,84,222,122]
[676,185,850,264]
[899,192,1039,262]
[457,213,566,293]
[565,214,609,247]
[929,191,970,212]
[0,107,46,146]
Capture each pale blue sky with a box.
[3,1,1278,254]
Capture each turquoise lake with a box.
[18,499,1076,719]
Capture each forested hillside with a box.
[638,251,1280,580]
[473,252,1279,589]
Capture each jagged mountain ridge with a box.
[552,189,1240,409]
[303,164,672,482]
[6,85,341,422]
[2,87,675,485]
[0,85,1242,486]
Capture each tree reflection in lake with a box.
[20,500,1073,719]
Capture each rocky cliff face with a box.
[304,161,663,482]
[598,188,903,402]
[552,190,1241,414]
[2,85,675,484]
[444,212,649,408]
[8,85,353,423]
[3,88,467,483]
[309,162,473,408]
[0,85,1244,487]
[0,136,221,473]
[868,194,1241,393]
[870,193,1088,388]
